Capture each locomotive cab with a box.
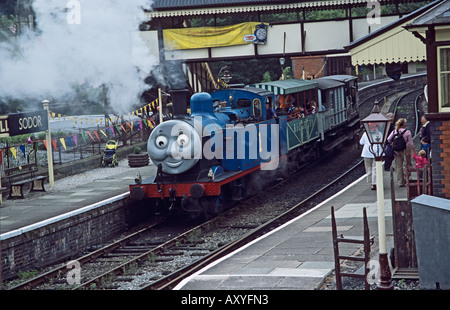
[211,87,274,122]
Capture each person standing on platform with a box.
[387,118,415,187]
[360,132,377,190]
[420,116,431,157]
[384,113,395,171]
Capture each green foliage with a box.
[261,71,272,82]
[212,57,290,85]
[0,133,34,145]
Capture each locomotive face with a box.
[148,120,201,174]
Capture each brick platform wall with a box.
[1,198,130,280]
[430,119,450,198]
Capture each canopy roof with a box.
[314,78,345,90]
[247,79,318,95]
[345,1,442,65]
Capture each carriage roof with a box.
[247,79,318,95]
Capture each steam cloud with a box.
[0,0,157,113]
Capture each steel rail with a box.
[141,159,365,290]
[8,218,165,290]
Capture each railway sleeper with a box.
[159,250,184,256]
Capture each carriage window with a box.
[253,98,262,117]
[237,98,252,108]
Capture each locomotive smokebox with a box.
[170,89,190,119]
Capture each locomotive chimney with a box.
[170,89,189,119]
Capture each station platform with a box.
[174,168,407,290]
[0,159,157,237]
[1,156,407,290]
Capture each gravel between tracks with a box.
[8,133,419,290]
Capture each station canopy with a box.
[248,79,318,95]
[345,1,440,66]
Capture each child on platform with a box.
[412,150,429,180]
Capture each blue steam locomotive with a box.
[130,75,359,216]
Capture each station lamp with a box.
[218,66,232,84]
[361,100,393,290]
[361,101,391,160]
[221,70,232,84]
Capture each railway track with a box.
[8,142,364,290]
[142,159,365,290]
[5,81,424,291]
[390,89,424,137]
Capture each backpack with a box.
[392,130,407,151]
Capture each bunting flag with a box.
[60,138,67,150]
[73,134,78,146]
[94,131,100,141]
[51,139,57,151]
[100,129,107,137]
[10,147,17,159]
[80,132,87,143]
[19,145,26,158]
[127,122,133,130]
[120,124,126,132]
[87,131,95,142]
[67,136,72,147]
[43,140,48,150]
[139,120,143,130]
[110,126,115,137]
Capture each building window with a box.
[438,46,450,112]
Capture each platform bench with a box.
[5,165,47,199]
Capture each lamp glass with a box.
[361,104,391,159]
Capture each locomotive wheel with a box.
[202,185,232,218]
[201,194,225,218]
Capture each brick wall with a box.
[430,119,450,198]
[1,198,136,280]
[292,56,326,79]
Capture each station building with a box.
[405,0,450,200]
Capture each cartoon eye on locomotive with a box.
[130,75,359,217]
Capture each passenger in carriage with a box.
[265,98,277,120]
[279,94,295,111]
[310,100,317,114]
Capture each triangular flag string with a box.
[60,138,67,150]
[51,139,57,151]
[87,131,95,142]
[94,131,100,141]
[10,147,17,159]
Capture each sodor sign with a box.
[7,110,48,136]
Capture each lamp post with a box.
[42,100,54,188]
[279,57,285,80]
[361,101,393,290]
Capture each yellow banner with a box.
[163,22,261,50]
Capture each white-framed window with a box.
[438,46,450,112]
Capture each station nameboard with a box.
[0,110,48,138]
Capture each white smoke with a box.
[0,0,156,113]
